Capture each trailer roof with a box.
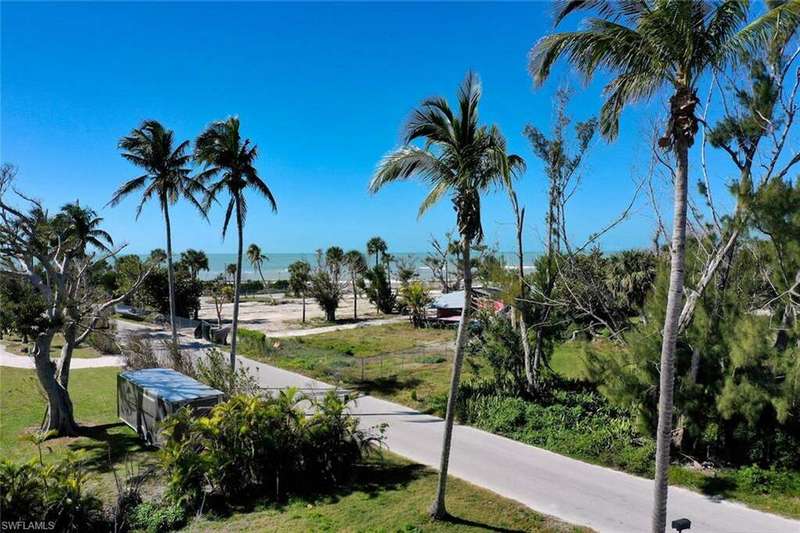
[120,368,224,403]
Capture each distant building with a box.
[428,286,505,325]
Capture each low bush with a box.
[129,501,186,533]
[86,320,122,354]
[121,332,160,370]
[0,458,106,531]
[194,347,260,396]
[237,327,269,356]
[734,465,800,495]
[456,379,655,476]
[160,389,384,510]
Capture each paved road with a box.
[236,357,799,533]
[57,321,800,532]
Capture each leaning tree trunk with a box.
[651,135,689,533]
[34,332,78,436]
[163,203,179,348]
[230,200,244,378]
[430,237,472,519]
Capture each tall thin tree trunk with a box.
[163,203,179,347]
[302,293,306,323]
[430,238,472,519]
[230,199,244,379]
[651,136,689,533]
[35,332,78,436]
[515,205,535,390]
[353,277,358,320]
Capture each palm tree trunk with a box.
[163,203,179,347]
[651,136,689,533]
[430,237,472,519]
[229,198,244,378]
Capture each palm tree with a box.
[325,246,345,285]
[195,117,277,374]
[529,2,796,530]
[247,243,268,288]
[55,201,114,254]
[344,250,367,320]
[369,72,523,519]
[225,263,237,282]
[111,120,207,347]
[288,260,311,323]
[180,248,209,281]
[180,248,209,319]
[366,236,387,268]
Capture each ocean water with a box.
[190,252,541,281]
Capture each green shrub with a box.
[237,327,269,356]
[160,389,383,510]
[0,458,106,531]
[86,320,122,354]
[456,380,655,475]
[734,465,800,495]
[195,347,260,396]
[417,355,446,364]
[129,501,186,533]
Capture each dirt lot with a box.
[197,293,383,334]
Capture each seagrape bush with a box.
[160,389,383,509]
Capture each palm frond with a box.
[370,147,454,193]
[108,175,147,207]
[726,0,800,56]
[417,180,451,219]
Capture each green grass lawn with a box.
[187,452,586,533]
[0,364,585,532]
[243,323,472,413]
[0,366,157,498]
[1,333,106,359]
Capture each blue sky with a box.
[1,2,734,254]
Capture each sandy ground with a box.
[197,293,385,334]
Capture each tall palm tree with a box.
[369,72,523,519]
[247,243,268,287]
[366,236,387,267]
[344,250,367,320]
[529,2,797,530]
[180,248,209,281]
[55,201,114,254]
[111,120,207,347]
[325,246,345,285]
[195,117,277,373]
